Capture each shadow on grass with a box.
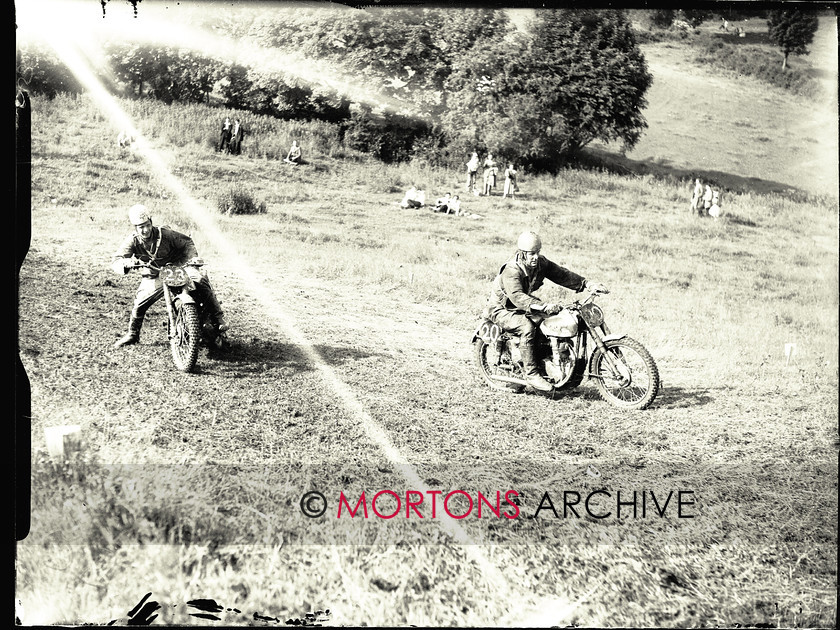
[198,336,381,376]
[577,146,822,199]
[530,384,714,409]
[653,386,715,409]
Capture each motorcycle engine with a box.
[543,341,574,383]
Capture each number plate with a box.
[478,321,502,344]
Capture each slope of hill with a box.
[15,8,838,628]
[592,16,838,199]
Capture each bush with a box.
[217,183,267,215]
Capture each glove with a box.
[111,258,131,275]
[543,303,563,316]
[585,281,609,294]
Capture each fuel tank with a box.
[539,309,578,338]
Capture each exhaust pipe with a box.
[488,374,529,386]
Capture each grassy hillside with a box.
[16,14,838,629]
[591,16,839,199]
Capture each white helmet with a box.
[128,204,152,225]
[517,231,542,253]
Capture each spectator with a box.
[690,178,703,212]
[466,152,480,195]
[709,190,721,218]
[703,184,714,214]
[400,187,425,209]
[448,195,462,215]
[284,140,303,164]
[433,192,452,213]
[483,152,498,196]
[502,164,518,199]
[117,129,135,149]
[229,118,245,155]
[218,117,232,153]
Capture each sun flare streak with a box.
[37,22,519,608]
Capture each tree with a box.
[16,46,82,98]
[767,9,820,70]
[442,9,653,169]
[649,9,675,29]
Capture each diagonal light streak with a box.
[44,27,515,603]
[39,22,606,628]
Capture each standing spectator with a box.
[483,152,498,196]
[502,164,518,199]
[284,140,303,164]
[218,117,232,153]
[229,118,245,155]
[466,152,480,195]
[690,178,703,213]
[703,184,714,215]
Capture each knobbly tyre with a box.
[128,258,229,372]
[472,288,660,410]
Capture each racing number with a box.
[479,322,501,344]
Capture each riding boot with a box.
[197,284,228,332]
[520,343,553,392]
[114,312,144,348]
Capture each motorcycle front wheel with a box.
[473,339,524,392]
[589,337,659,410]
[171,302,201,372]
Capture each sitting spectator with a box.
[284,140,303,164]
[448,195,461,215]
[709,190,721,218]
[433,193,452,213]
[117,129,135,149]
[703,184,714,214]
[400,187,425,209]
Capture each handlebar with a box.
[125,258,205,271]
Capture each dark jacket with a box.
[488,254,586,314]
[113,226,198,278]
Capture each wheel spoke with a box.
[594,340,657,407]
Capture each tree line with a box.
[16,7,822,171]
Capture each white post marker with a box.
[785,343,798,366]
[44,425,82,459]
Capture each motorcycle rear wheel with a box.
[589,337,659,410]
[474,339,524,392]
[171,302,201,372]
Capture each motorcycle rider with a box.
[111,204,229,348]
[486,231,608,392]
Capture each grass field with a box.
[16,8,838,629]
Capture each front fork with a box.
[586,322,630,384]
[163,285,196,340]
[163,285,176,338]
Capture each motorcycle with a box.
[471,289,660,410]
[129,259,229,372]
